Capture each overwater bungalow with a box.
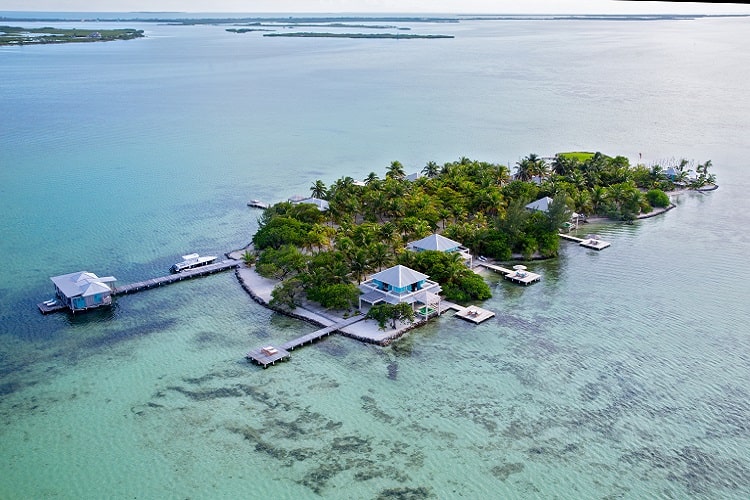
[50,271,117,312]
[358,264,442,310]
[407,233,473,267]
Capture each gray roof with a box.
[369,265,429,287]
[408,233,462,252]
[525,196,554,212]
[51,271,116,298]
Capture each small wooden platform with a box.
[37,301,67,314]
[476,262,541,285]
[504,270,541,285]
[559,233,610,250]
[441,301,495,324]
[245,346,290,368]
[579,238,611,250]
[454,305,495,324]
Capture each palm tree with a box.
[379,222,398,251]
[422,161,440,178]
[241,251,256,267]
[348,249,370,284]
[385,160,406,180]
[310,179,327,199]
[493,164,511,185]
[368,242,392,272]
[590,186,607,214]
[364,171,379,185]
[552,155,575,176]
[514,158,533,182]
[515,154,545,181]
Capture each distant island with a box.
[262,32,453,39]
[0,26,144,45]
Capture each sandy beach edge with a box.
[228,247,433,349]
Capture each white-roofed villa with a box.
[289,195,330,212]
[359,264,442,318]
[50,271,117,312]
[407,233,473,268]
[525,196,554,212]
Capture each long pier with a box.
[246,315,365,368]
[113,260,239,295]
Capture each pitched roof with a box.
[291,196,330,211]
[525,196,554,212]
[369,265,429,287]
[408,233,462,252]
[51,271,116,298]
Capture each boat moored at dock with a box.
[247,199,270,209]
[170,253,218,273]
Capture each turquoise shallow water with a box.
[2,15,750,499]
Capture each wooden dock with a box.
[37,301,67,314]
[246,315,364,368]
[245,346,291,368]
[559,233,611,250]
[476,262,541,285]
[442,301,495,324]
[113,260,239,295]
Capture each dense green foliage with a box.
[646,189,671,208]
[398,250,491,303]
[250,153,714,311]
[365,302,416,330]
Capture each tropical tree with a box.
[365,302,415,330]
[422,161,440,178]
[306,283,360,310]
[368,242,392,272]
[514,156,534,182]
[552,154,577,176]
[588,186,606,214]
[241,250,256,267]
[270,278,304,309]
[310,179,327,199]
[348,248,371,284]
[386,160,406,180]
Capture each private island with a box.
[39,152,717,366]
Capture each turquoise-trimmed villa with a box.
[358,264,442,312]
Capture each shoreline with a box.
[227,183,718,347]
[228,247,430,347]
[577,185,717,225]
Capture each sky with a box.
[2,0,750,15]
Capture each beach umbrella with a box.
[513,265,527,271]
